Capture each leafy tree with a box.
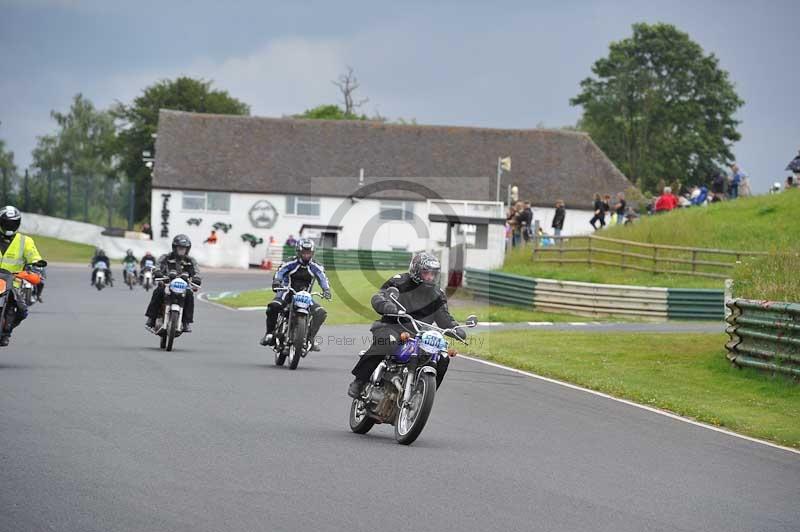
[0,135,17,206]
[570,23,743,193]
[31,94,118,221]
[295,104,367,121]
[113,77,250,221]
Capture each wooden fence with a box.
[532,235,768,280]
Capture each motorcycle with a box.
[349,287,477,445]
[141,261,155,292]
[0,260,46,347]
[269,286,329,370]
[123,262,138,290]
[93,261,110,291]
[150,271,199,352]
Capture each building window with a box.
[182,191,230,213]
[182,191,206,211]
[380,200,414,221]
[206,192,231,213]
[286,195,320,216]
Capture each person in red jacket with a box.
[654,187,679,212]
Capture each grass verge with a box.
[463,330,800,448]
[503,189,800,292]
[31,234,94,263]
[211,269,599,325]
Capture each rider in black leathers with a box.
[144,235,202,333]
[90,249,113,286]
[260,238,331,350]
[348,252,465,398]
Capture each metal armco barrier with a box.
[282,246,411,271]
[464,268,724,320]
[725,299,800,377]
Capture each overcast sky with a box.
[1,0,797,193]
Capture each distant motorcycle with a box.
[93,261,110,291]
[141,260,156,292]
[268,286,329,370]
[123,262,137,290]
[349,287,477,445]
[150,271,199,352]
[0,260,46,347]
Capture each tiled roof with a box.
[153,110,631,208]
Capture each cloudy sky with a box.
[1,0,797,192]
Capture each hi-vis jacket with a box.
[0,233,43,285]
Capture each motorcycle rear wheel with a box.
[395,373,436,445]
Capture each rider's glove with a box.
[180,272,190,280]
[168,270,178,279]
[453,328,467,342]
[192,276,202,286]
[323,289,332,300]
[271,282,281,292]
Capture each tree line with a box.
[0,22,743,228]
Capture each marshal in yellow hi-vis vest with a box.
[0,233,43,276]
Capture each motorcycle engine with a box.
[367,384,397,421]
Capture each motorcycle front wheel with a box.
[349,398,375,434]
[166,310,179,351]
[288,315,307,370]
[395,372,436,445]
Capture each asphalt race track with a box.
[1,266,798,532]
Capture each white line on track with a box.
[477,322,503,326]
[527,321,554,326]
[458,354,800,456]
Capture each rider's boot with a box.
[181,322,192,333]
[0,334,10,347]
[260,333,275,346]
[347,379,366,399]
[145,316,156,330]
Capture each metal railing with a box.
[532,235,768,280]
[725,299,800,377]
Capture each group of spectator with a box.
[504,199,567,249]
[588,192,629,229]
[505,201,534,248]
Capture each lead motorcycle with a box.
[269,286,329,370]
[150,271,199,352]
[123,262,138,290]
[349,287,477,445]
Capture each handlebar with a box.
[385,290,476,344]
[275,286,332,300]
[154,277,201,290]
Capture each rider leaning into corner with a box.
[0,206,46,346]
[260,238,331,350]
[348,252,466,398]
[144,234,202,333]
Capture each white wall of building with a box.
[151,189,510,269]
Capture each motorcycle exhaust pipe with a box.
[391,376,404,394]
[370,361,387,384]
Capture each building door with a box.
[321,232,338,248]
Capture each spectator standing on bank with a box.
[729,163,746,199]
[141,223,153,240]
[711,172,726,198]
[613,193,626,225]
[519,201,533,245]
[551,200,566,237]
[589,193,606,230]
[285,234,297,247]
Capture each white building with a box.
[151,111,630,269]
